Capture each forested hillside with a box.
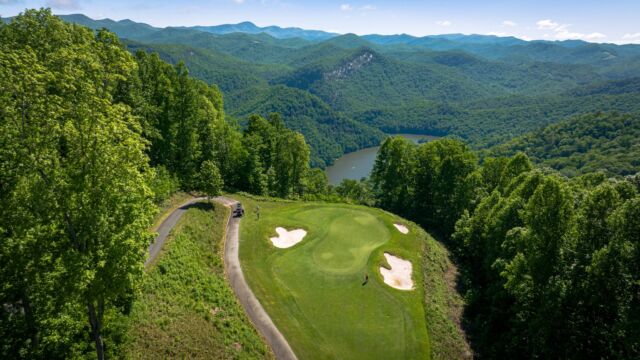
[370,137,640,358]
[2,8,640,360]
[0,10,329,358]
[489,112,640,176]
[49,14,640,166]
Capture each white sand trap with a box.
[270,227,307,248]
[393,224,409,234]
[380,253,414,290]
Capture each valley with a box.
[325,133,438,184]
[2,6,639,360]
[49,14,640,167]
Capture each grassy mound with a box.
[125,201,271,359]
[238,197,433,359]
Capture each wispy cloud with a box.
[0,0,22,5]
[436,20,452,27]
[340,4,352,11]
[623,33,640,39]
[621,32,640,44]
[233,0,245,4]
[538,19,606,41]
[502,20,517,27]
[537,19,559,30]
[360,4,376,11]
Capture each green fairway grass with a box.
[238,197,431,359]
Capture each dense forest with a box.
[371,137,640,358]
[43,13,640,165]
[489,111,640,176]
[2,8,640,360]
[0,10,327,359]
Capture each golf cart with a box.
[233,203,245,218]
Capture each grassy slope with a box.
[422,236,472,359]
[126,201,271,359]
[237,195,467,359]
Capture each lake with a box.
[325,134,439,185]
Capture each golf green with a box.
[239,199,430,359]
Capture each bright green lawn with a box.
[238,198,431,359]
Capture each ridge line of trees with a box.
[371,136,640,358]
[0,9,324,359]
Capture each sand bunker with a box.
[393,224,409,234]
[380,253,414,290]
[270,227,307,248]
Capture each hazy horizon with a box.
[1,1,640,45]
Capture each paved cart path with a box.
[146,196,297,360]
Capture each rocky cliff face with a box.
[324,51,375,81]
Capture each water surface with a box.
[325,134,439,185]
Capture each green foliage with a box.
[370,135,640,357]
[126,202,270,359]
[230,84,384,167]
[489,112,640,176]
[149,166,181,205]
[372,138,478,236]
[197,160,224,200]
[132,51,227,189]
[55,13,640,166]
[240,114,311,198]
[0,9,154,359]
[335,179,374,205]
[371,136,416,214]
[451,164,640,358]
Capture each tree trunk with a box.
[87,301,105,360]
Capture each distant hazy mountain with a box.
[186,21,338,41]
[38,13,640,165]
[58,14,161,39]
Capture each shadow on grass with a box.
[181,201,216,212]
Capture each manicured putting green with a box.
[239,199,430,359]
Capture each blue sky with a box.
[2,0,640,44]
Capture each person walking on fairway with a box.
[255,205,260,220]
[362,272,369,286]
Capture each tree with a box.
[0,10,154,359]
[371,136,415,215]
[198,160,224,201]
[304,168,329,196]
[412,139,478,237]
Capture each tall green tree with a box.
[0,10,154,359]
[198,160,224,201]
[371,136,415,215]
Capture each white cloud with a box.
[537,19,559,30]
[502,20,517,27]
[487,31,508,37]
[0,0,22,4]
[553,29,606,40]
[340,4,352,11]
[436,20,451,27]
[234,0,245,3]
[585,32,606,40]
[619,33,640,44]
[360,4,376,11]
[537,19,606,41]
